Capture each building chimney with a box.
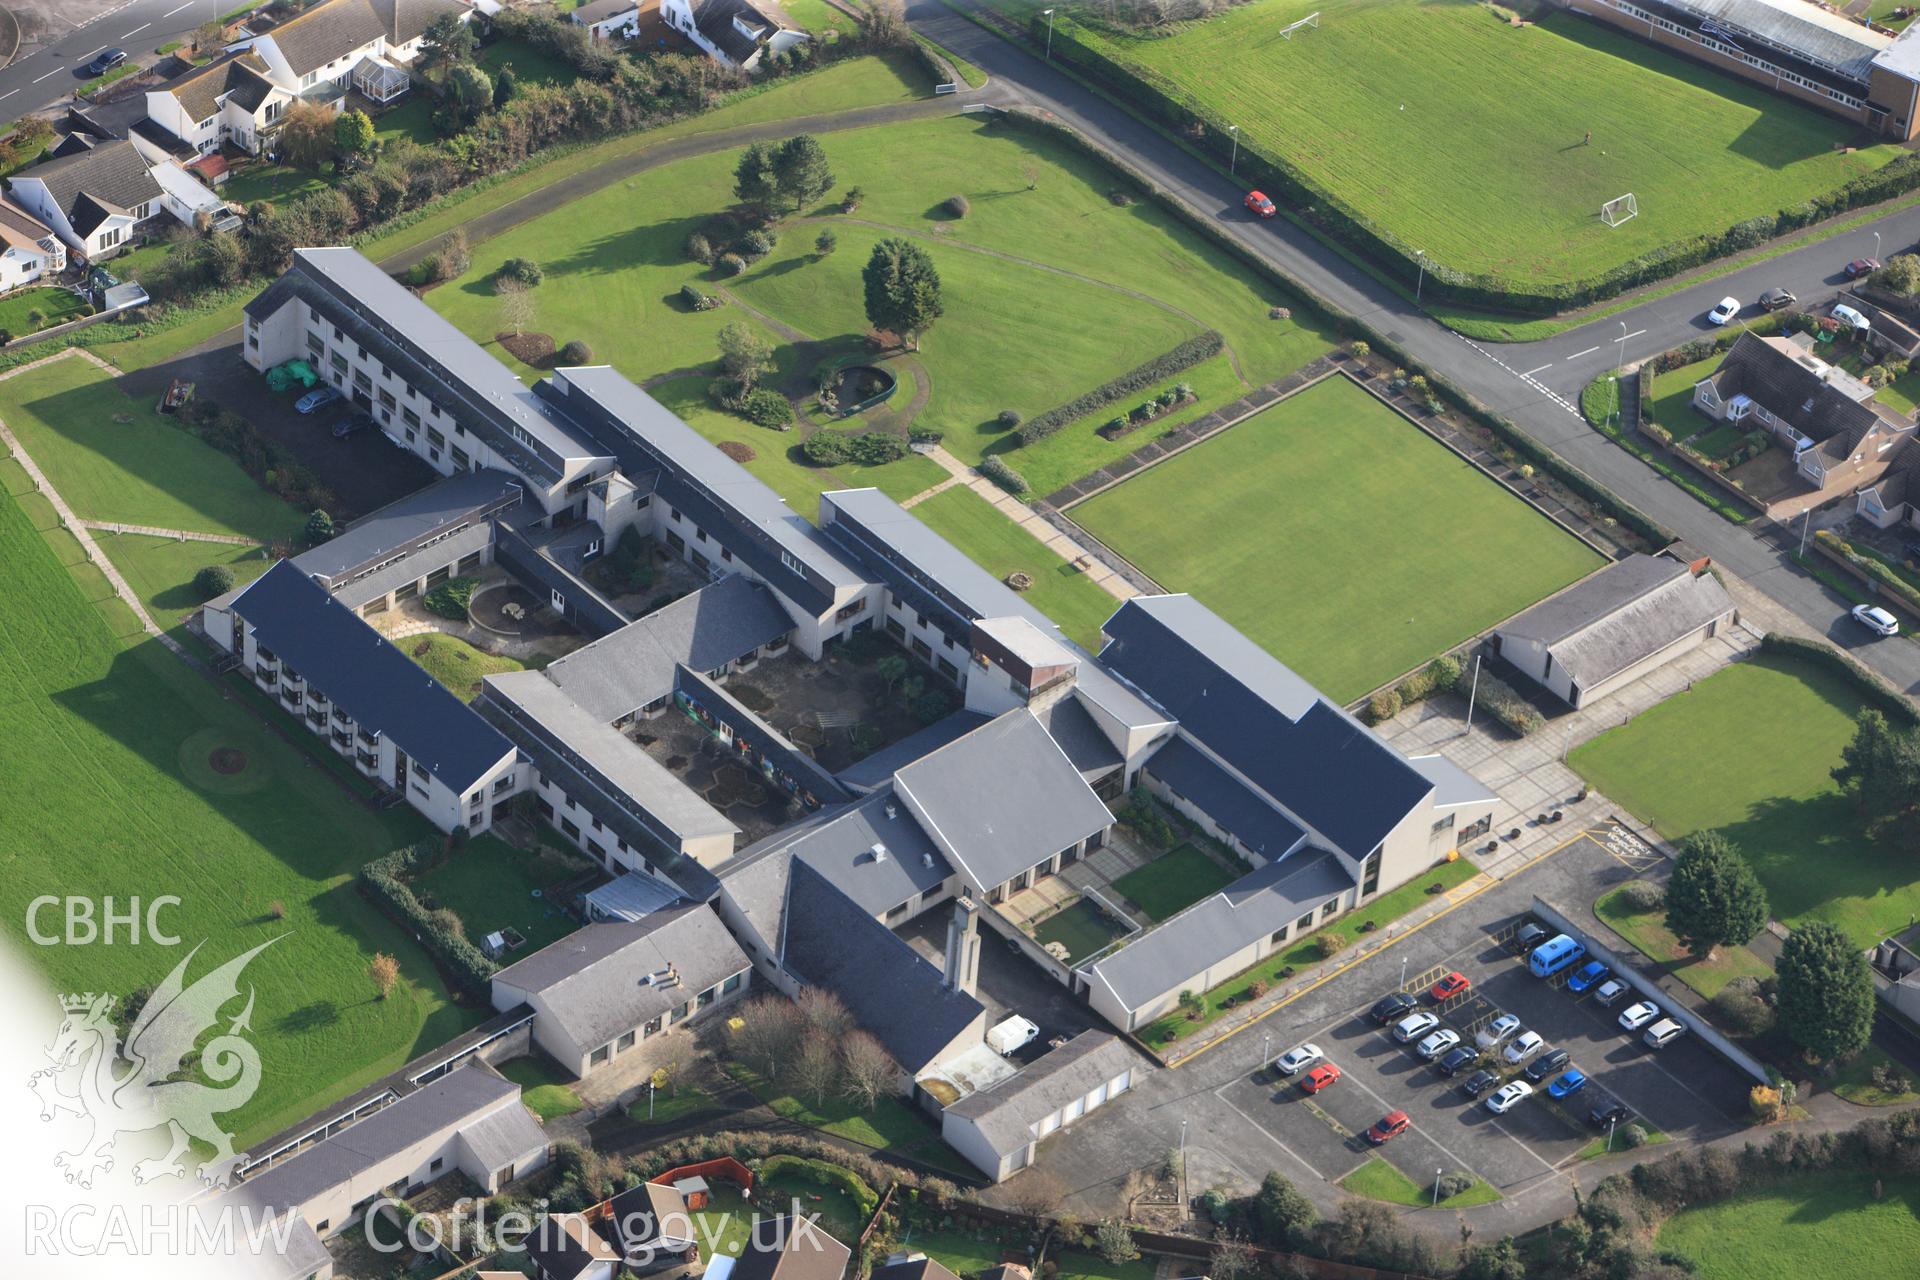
[943,896,981,997]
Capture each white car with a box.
[1593,979,1629,1008]
[1619,1001,1661,1032]
[1833,303,1872,332]
[1707,296,1740,326]
[1275,1043,1324,1076]
[1643,1018,1687,1050]
[1416,1028,1461,1061]
[1392,1011,1440,1043]
[1503,1030,1545,1064]
[1476,1014,1521,1049]
[1852,604,1900,638]
[1486,1081,1534,1114]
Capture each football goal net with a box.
[1600,193,1638,228]
[1280,10,1318,38]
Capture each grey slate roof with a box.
[544,574,796,721]
[456,1094,550,1173]
[1099,594,1432,866]
[724,787,953,928]
[1700,332,1881,444]
[329,522,494,611]
[18,138,160,235]
[527,1212,622,1280]
[834,709,990,791]
[160,52,278,124]
[1499,556,1737,692]
[1408,754,1497,810]
[1142,736,1305,861]
[783,860,983,1073]
[690,0,795,61]
[572,0,639,22]
[230,560,515,791]
[945,1031,1138,1156]
[1084,849,1352,1009]
[1037,694,1125,780]
[296,467,522,586]
[893,708,1113,892]
[491,907,749,1051]
[246,1213,332,1278]
[259,0,461,75]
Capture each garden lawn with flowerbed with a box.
[1110,843,1237,921]
[0,285,87,338]
[408,834,590,953]
[1338,1158,1499,1208]
[1032,897,1131,964]
[499,1057,585,1121]
[1656,1172,1920,1280]
[722,1063,973,1177]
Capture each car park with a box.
[1301,1063,1341,1093]
[1244,190,1277,218]
[1846,257,1881,279]
[1437,1045,1479,1077]
[1567,961,1610,993]
[1833,302,1872,332]
[1528,934,1586,977]
[1476,1014,1521,1048]
[1548,1069,1589,1099]
[1759,286,1795,311]
[1369,992,1419,1024]
[1524,1047,1570,1083]
[1486,1081,1533,1114]
[1275,1043,1323,1076]
[1366,1111,1411,1145]
[331,413,374,439]
[84,48,127,76]
[1852,603,1899,638]
[1593,978,1629,1008]
[1643,1019,1687,1050]
[1393,1011,1440,1043]
[1416,1028,1461,1060]
[1619,1001,1660,1032]
[1504,1030,1544,1064]
[1460,1068,1500,1099]
[1430,971,1471,1001]
[296,386,343,414]
[1706,296,1740,326]
[1512,922,1548,954]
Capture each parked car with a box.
[1476,1014,1522,1049]
[1852,603,1900,638]
[1486,1081,1534,1115]
[1366,1111,1411,1145]
[1504,1030,1545,1064]
[1833,302,1872,332]
[1393,1011,1441,1043]
[1369,991,1419,1025]
[295,386,343,414]
[1429,971,1471,1001]
[1245,190,1277,218]
[1846,257,1881,280]
[1301,1063,1341,1094]
[84,48,127,76]
[1460,1069,1500,1099]
[1437,1045,1479,1077]
[1619,1001,1661,1032]
[1524,1047,1571,1083]
[1593,978,1629,1008]
[1586,1093,1631,1129]
[1643,1018,1687,1050]
[331,412,374,439]
[1416,1028,1461,1061]
[1548,1069,1589,1099]
[1275,1043,1324,1076]
[1707,296,1740,326]
[1568,961,1610,994]
[1513,922,1549,954]
[1759,286,1796,311]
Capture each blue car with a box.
[1567,960,1610,993]
[295,386,343,414]
[1548,1069,1588,1099]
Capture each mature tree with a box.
[419,10,476,73]
[790,1028,841,1105]
[649,1030,698,1094]
[1004,1169,1067,1222]
[1252,1170,1316,1249]
[732,141,781,218]
[304,509,334,545]
[1833,708,1920,822]
[727,994,804,1081]
[874,653,909,692]
[443,62,495,127]
[837,1029,897,1110]
[367,953,400,999]
[1206,1235,1258,1280]
[1873,254,1920,298]
[716,321,775,388]
[335,108,375,157]
[277,101,336,169]
[1777,920,1874,1060]
[1092,1221,1138,1266]
[795,985,855,1040]
[1663,831,1769,959]
[772,135,834,213]
[1457,1237,1527,1280]
[862,238,943,350]
[493,64,518,109]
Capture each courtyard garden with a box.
[402,631,540,701]
[499,1056,585,1121]
[1110,842,1237,921]
[407,834,592,953]
[1031,896,1133,965]
[1071,375,1603,701]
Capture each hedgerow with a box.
[1016,330,1222,446]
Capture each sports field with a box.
[1067,0,1897,290]
[1070,376,1602,700]
[1657,1173,1920,1280]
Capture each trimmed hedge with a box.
[1016,330,1223,445]
[1758,632,1919,727]
[758,1154,880,1220]
[1454,658,1542,737]
[1815,528,1920,616]
[360,843,498,998]
[424,576,480,620]
[979,455,1030,496]
[1033,14,1920,314]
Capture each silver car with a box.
[1619,1001,1661,1032]
[1416,1028,1461,1061]
[1503,1030,1544,1064]
[1274,1043,1323,1076]
[1392,1011,1440,1043]
[1476,1014,1521,1048]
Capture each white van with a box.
[1643,1018,1687,1050]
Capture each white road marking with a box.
[1522,363,1554,377]
[123,22,151,37]
[163,2,195,14]
[1214,1090,1328,1181]
[0,90,19,100]
[1332,1053,1512,1180]
[1620,328,1646,341]
[1568,345,1600,359]
[1455,332,1582,418]
[32,69,60,83]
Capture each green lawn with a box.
[1337,1158,1499,1208]
[909,487,1118,650]
[0,481,472,1145]
[1657,1173,1920,1280]
[97,533,274,623]
[0,285,88,338]
[220,163,331,208]
[1880,368,1920,419]
[1594,886,1774,999]
[409,835,590,952]
[1646,355,1723,442]
[903,1227,1156,1280]
[1032,897,1131,964]
[1572,654,1907,944]
[693,1185,757,1257]
[1832,1044,1920,1106]
[400,631,534,701]
[723,1062,972,1176]
[627,1084,719,1126]
[1050,0,1899,292]
[478,36,577,88]
[1110,843,1237,921]
[1073,376,1603,700]
[1574,1125,1669,1161]
[499,1056,584,1120]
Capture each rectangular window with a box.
[560,818,580,839]
[1294,912,1314,936]
[617,1030,636,1051]
[589,1044,610,1066]
[401,407,420,428]
[378,389,395,410]
[1320,897,1340,922]
[910,637,932,660]
[1269,924,1289,945]
[722,972,742,994]
[426,427,446,450]
[644,1015,663,1038]
[696,987,716,1009]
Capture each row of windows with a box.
[1591,0,1868,109]
[585,971,746,1066]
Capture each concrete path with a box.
[80,520,256,545]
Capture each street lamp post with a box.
[1400,952,1408,992]
[1432,1170,1443,1208]
[1875,229,1883,263]
[1414,249,1427,303]
[1262,1032,1270,1070]
[1800,507,1813,557]
[1228,125,1240,176]
[1606,1115,1618,1153]
[1616,319,1629,373]
[1042,8,1056,59]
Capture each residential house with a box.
[571,0,645,40]
[1493,553,1739,709]
[941,1031,1139,1181]
[660,0,807,69]
[143,52,289,156]
[603,1180,700,1272]
[227,0,470,107]
[488,907,752,1078]
[1858,441,1920,528]
[727,1216,851,1280]
[0,198,65,291]
[6,136,162,260]
[528,1212,623,1280]
[870,1255,964,1280]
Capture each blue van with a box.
[1529,934,1586,978]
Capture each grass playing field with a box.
[1070,375,1603,701]
[1059,0,1897,292]
[1571,653,1905,944]
[1657,1173,1920,1280]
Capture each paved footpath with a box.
[80,520,255,545]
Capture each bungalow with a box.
[1858,443,1920,529]
[660,0,808,69]
[6,136,162,261]
[0,198,65,291]
[728,1216,851,1280]
[571,0,646,40]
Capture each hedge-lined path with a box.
[79,520,256,545]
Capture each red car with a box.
[1301,1063,1342,1094]
[1847,257,1882,280]
[1245,190,1277,219]
[1366,1110,1411,1145]
[1430,971,1471,1002]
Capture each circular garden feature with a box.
[177,726,271,795]
[818,363,897,418]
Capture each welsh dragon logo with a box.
[29,939,275,1190]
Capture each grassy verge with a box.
[1575,1125,1670,1161]
[722,1062,972,1176]
[1338,1158,1499,1208]
[1832,1045,1920,1106]
[500,1057,585,1121]
[1579,372,1753,524]
[1656,1172,1920,1280]
[626,1085,720,1126]
[1594,887,1773,999]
